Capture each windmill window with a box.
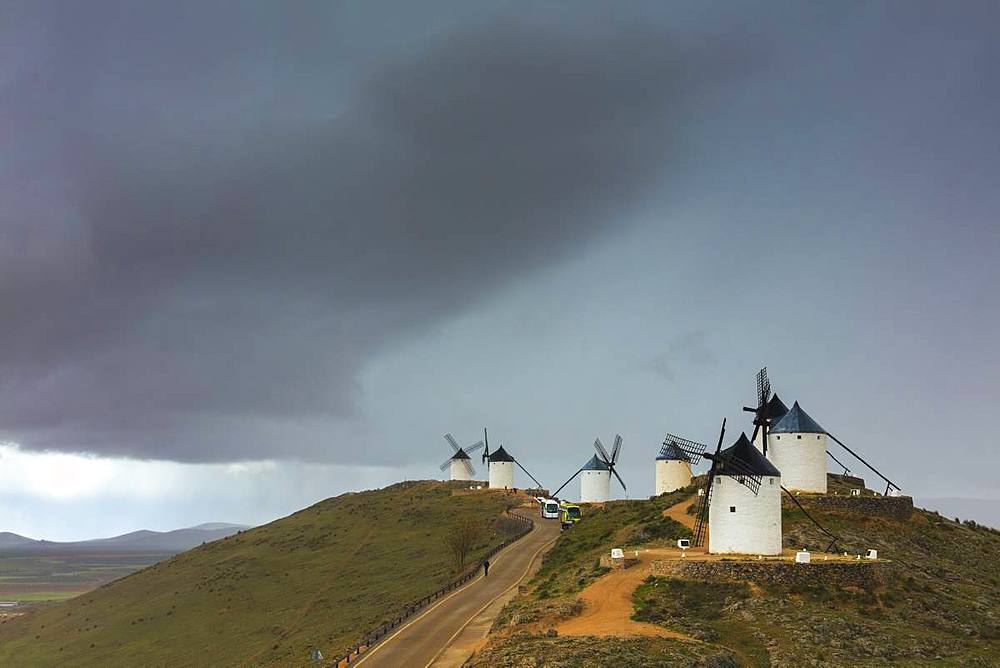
[796,435,802,439]
[729,506,736,513]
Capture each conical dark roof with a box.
[450,447,471,460]
[488,445,515,463]
[716,433,780,477]
[657,442,690,462]
[770,401,824,434]
[582,454,610,471]
[766,394,790,421]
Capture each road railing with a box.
[328,511,534,666]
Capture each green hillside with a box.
[478,478,1000,667]
[0,481,518,667]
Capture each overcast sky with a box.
[2,1,998,539]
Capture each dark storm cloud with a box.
[0,4,754,461]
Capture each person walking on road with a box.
[482,559,490,578]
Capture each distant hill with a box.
[0,481,522,666]
[0,523,248,554]
[0,532,40,550]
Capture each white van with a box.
[541,498,560,519]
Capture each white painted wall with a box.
[768,432,828,493]
[708,474,782,555]
[580,470,610,502]
[655,460,692,495]
[449,458,472,481]
[488,461,514,489]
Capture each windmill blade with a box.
[444,433,461,453]
[718,453,763,496]
[714,418,727,454]
[692,470,716,547]
[462,458,476,478]
[755,367,771,408]
[482,428,491,463]
[661,433,708,465]
[513,458,544,489]
[439,455,455,471]
[551,468,583,498]
[465,441,485,455]
[593,438,611,463]
[611,434,623,464]
[609,465,627,492]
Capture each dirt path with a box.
[553,495,703,641]
[663,493,697,530]
[350,508,560,668]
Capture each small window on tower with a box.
[729,506,736,513]
[769,478,774,485]
[776,435,781,439]
[797,434,802,439]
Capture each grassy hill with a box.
[0,480,519,667]
[476,478,1000,667]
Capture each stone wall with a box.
[598,555,640,570]
[801,495,914,520]
[650,558,888,588]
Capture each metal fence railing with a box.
[328,512,534,667]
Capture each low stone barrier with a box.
[650,558,888,588]
[800,494,914,520]
[598,555,640,570]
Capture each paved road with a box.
[353,508,559,668]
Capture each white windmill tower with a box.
[664,419,783,555]
[767,401,828,493]
[655,437,693,495]
[480,429,544,490]
[439,433,484,482]
[552,435,626,503]
[703,431,783,555]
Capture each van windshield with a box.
[544,502,559,512]
[567,507,580,519]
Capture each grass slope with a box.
[481,478,1000,667]
[0,481,517,667]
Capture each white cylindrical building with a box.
[709,433,782,555]
[655,443,692,495]
[448,449,473,481]
[487,446,515,489]
[753,394,789,452]
[767,401,828,493]
[580,455,611,502]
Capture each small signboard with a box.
[677,539,691,549]
[795,551,811,564]
[610,548,624,559]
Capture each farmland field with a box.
[0,552,170,603]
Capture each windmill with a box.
[664,419,783,554]
[480,428,544,490]
[655,438,694,495]
[665,417,839,554]
[750,367,902,496]
[439,433,484,482]
[552,435,626,503]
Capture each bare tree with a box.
[444,518,484,571]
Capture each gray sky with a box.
[2,1,998,538]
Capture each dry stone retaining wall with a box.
[801,495,914,520]
[650,558,888,588]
